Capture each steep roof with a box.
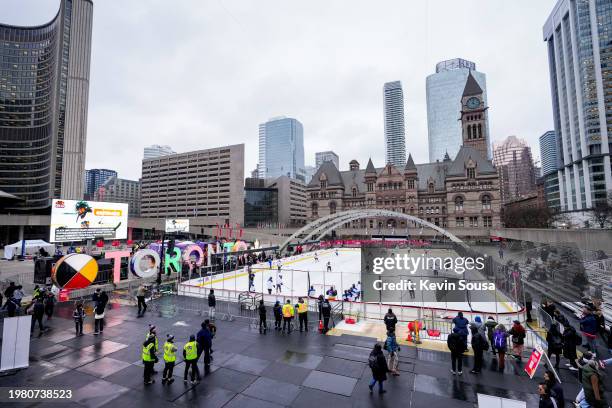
[447,146,496,177]
[405,154,417,171]
[462,71,483,97]
[365,158,376,174]
[307,161,344,188]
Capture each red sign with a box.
[524,346,543,378]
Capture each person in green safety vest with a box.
[146,324,159,374]
[142,333,158,385]
[162,334,177,385]
[183,334,200,384]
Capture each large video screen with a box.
[165,218,189,233]
[50,199,128,242]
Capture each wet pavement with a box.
[0,298,606,407]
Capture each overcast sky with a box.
[4,0,557,180]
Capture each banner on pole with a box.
[524,345,544,379]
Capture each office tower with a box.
[544,0,612,210]
[258,117,305,181]
[383,81,406,167]
[143,144,176,160]
[0,0,93,210]
[315,151,340,170]
[85,169,117,199]
[140,144,244,223]
[426,58,489,162]
[93,176,141,217]
[304,165,316,184]
[540,130,562,210]
[492,136,537,203]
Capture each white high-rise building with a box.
[315,151,340,170]
[143,145,176,160]
[544,0,612,210]
[383,81,406,168]
[426,58,489,162]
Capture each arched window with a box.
[468,125,472,139]
[454,196,464,212]
[311,202,318,217]
[481,195,491,210]
[428,182,434,194]
[352,187,357,198]
[329,201,336,214]
[478,124,482,138]
[467,167,476,179]
[320,180,327,189]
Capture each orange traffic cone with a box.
[318,320,323,333]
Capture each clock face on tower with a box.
[467,97,480,109]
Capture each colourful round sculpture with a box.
[52,253,99,289]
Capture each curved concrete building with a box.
[0,0,93,211]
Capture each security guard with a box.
[146,324,159,374]
[183,334,200,384]
[162,334,177,385]
[297,297,308,332]
[142,334,158,385]
[282,299,295,333]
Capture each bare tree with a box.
[590,190,612,229]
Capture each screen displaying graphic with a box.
[165,218,189,233]
[50,199,128,242]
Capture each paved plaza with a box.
[0,296,601,408]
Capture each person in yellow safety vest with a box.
[183,335,201,384]
[162,334,177,385]
[146,324,159,374]
[142,334,158,385]
[282,299,295,333]
[297,297,308,332]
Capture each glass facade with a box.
[540,131,560,176]
[383,81,406,168]
[244,187,278,227]
[492,136,537,203]
[426,59,488,162]
[258,117,305,181]
[85,168,117,198]
[544,0,612,210]
[0,0,93,210]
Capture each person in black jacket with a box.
[538,382,556,408]
[562,325,579,371]
[321,299,331,333]
[368,344,390,395]
[546,323,563,369]
[273,301,282,331]
[258,299,267,334]
[470,326,488,374]
[384,309,398,333]
[544,370,563,408]
[29,298,45,335]
[447,328,466,375]
[208,289,216,321]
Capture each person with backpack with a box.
[452,312,470,349]
[384,309,398,333]
[485,316,498,353]
[546,323,563,370]
[562,325,580,371]
[384,328,400,376]
[258,299,267,334]
[368,343,390,394]
[508,320,526,361]
[321,299,331,334]
[447,327,466,375]
[493,324,509,371]
[28,297,45,335]
[470,325,489,374]
[43,291,55,320]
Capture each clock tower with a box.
[460,71,489,158]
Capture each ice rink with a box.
[180,247,521,316]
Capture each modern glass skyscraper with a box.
[544,0,612,210]
[426,58,488,162]
[492,136,537,203]
[84,169,117,199]
[143,144,175,160]
[383,81,406,168]
[540,130,562,210]
[315,151,339,170]
[0,0,93,210]
[258,117,305,181]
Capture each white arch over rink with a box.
[280,209,466,253]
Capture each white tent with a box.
[3,240,54,260]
